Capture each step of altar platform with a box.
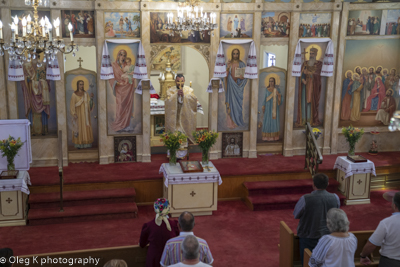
[27,202,138,226]
[243,178,345,211]
[28,188,136,209]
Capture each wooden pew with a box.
[280,221,381,267]
[13,245,148,267]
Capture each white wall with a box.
[64,46,97,73]
[261,45,288,70]
[150,46,209,128]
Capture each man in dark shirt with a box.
[293,173,340,266]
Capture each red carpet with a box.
[2,190,396,266]
[28,152,400,186]
[244,178,346,210]
[28,188,138,225]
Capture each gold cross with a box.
[190,191,196,197]
[301,48,308,61]
[77,57,83,68]
[6,198,12,204]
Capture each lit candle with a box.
[13,15,19,36]
[11,23,16,42]
[200,7,203,17]
[47,23,52,42]
[68,22,73,41]
[170,13,173,24]
[53,18,60,37]
[27,15,31,33]
[194,7,198,18]
[22,17,27,37]
[40,17,45,37]
[0,21,3,39]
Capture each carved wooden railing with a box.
[58,130,64,212]
[304,122,323,176]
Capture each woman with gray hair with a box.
[309,208,357,267]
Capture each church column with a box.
[94,9,110,164]
[209,8,221,160]
[283,9,301,157]
[2,8,18,119]
[51,9,68,166]
[331,2,349,155]
[141,9,151,162]
[0,7,8,120]
[322,5,342,155]
[248,8,262,158]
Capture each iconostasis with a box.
[0,0,399,165]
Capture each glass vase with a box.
[348,143,355,156]
[202,148,210,167]
[7,156,15,171]
[169,148,177,166]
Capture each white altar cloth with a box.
[0,171,31,195]
[159,161,222,187]
[333,156,376,179]
[151,99,203,115]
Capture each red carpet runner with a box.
[2,190,396,267]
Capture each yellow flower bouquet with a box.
[341,125,364,156]
[193,129,219,166]
[0,135,24,170]
[160,131,187,166]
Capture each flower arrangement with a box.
[302,128,322,140]
[0,135,24,170]
[193,129,219,166]
[341,125,364,156]
[312,128,322,140]
[160,131,187,165]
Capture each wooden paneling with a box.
[28,165,400,205]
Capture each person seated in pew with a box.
[309,208,357,267]
[139,198,180,267]
[160,211,213,266]
[293,173,341,266]
[103,259,127,267]
[0,248,13,267]
[360,191,400,267]
[169,235,211,267]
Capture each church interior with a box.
[0,0,400,266]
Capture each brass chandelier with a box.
[0,0,78,68]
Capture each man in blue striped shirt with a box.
[160,211,213,266]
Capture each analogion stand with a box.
[334,156,376,205]
[159,162,222,217]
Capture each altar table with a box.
[0,171,30,226]
[159,162,222,217]
[334,156,376,205]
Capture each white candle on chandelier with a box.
[11,23,16,42]
[200,7,203,17]
[22,17,27,37]
[0,21,3,40]
[68,22,73,41]
[194,7,198,18]
[13,16,19,36]
[40,17,46,37]
[53,18,60,37]
[27,15,32,33]
[47,23,52,42]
